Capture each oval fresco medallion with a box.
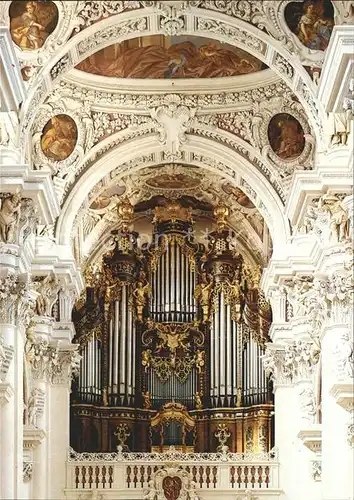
[76,35,267,79]
[40,114,78,162]
[267,113,305,160]
[284,0,334,51]
[9,1,59,51]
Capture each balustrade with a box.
[65,448,280,495]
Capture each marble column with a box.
[0,323,17,499]
[321,323,353,500]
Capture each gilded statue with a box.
[142,349,152,371]
[194,273,213,322]
[0,193,21,243]
[195,350,205,373]
[226,279,242,322]
[133,275,151,322]
[143,391,152,409]
[194,391,203,410]
[155,324,189,353]
[318,194,349,242]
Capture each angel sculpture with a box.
[226,279,242,322]
[133,276,151,322]
[318,194,349,242]
[194,273,214,322]
[142,350,152,371]
[195,349,205,373]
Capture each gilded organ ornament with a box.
[133,273,151,322]
[72,197,273,453]
[194,273,213,322]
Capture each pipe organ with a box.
[71,199,274,453]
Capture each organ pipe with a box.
[72,198,273,453]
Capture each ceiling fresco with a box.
[285,0,334,51]
[9,0,58,51]
[267,113,305,160]
[76,35,267,79]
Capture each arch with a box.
[56,135,290,257]
[20,5,323,146]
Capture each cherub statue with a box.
[142,349,152,371]
[194,391,203,410]
[133,274,151,322]
[226,279,242,322]
[194,272,213,322]
[0,193,21,243]
[318,194,349,242]
[143,391,152,409]
[195,349,205,373]
[143,479,158,500]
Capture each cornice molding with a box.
[0,27,26,113]
[318,25,354,112]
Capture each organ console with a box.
[71,198,274,453]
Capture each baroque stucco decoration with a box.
[16,0,327,152]
[31,95,94,177]
[74,163,269,269]
[31,79,314,234]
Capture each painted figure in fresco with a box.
[76,39,264,79]
[268,114,305,160]
[40,115,77,161]
[286,0,334,51]
[10,1,58,51]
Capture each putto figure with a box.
[0,193,21,243]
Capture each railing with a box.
[65,447,280,497]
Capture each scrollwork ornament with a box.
[23,462,33,483]
[67,445,279,462]
[311,460,322,481]
[77,18,148,56]
[75,1,142,31]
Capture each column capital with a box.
[25,334,81,385]
[263,339,320,387]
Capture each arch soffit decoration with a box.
[75,163,270,267]
[16,2,324,145]
[56,135,290,256]
[30,74,314,208]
